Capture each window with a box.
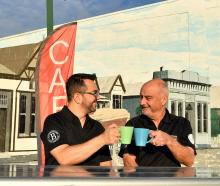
[171,101,175,115]
[0,94,7,108]
[18,92,36,137]
[178,102,182,116]
[19,95,26,134]
[31,96,36,134]
[197,103,202,133]
[185,112,189,120]
[203,104,208,133]
[113,95,122,109]
[185,103,192,121]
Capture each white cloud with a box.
[74,0,220,85]
[74,48,189,82]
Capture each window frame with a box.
[18,92,36,138]
[112,94,122,109]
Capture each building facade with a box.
[0,43,39,152]
[97,75,126,109]
[154,69,211,147]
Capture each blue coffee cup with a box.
[134,128,152,146]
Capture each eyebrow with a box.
[140,95,153,98]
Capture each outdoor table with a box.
[0,165,219,186]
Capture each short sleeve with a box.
[40,115,68,152]
[177,119,197,155]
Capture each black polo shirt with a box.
[119,109,196,167]
[40,106,111,166]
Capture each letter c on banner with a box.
[49,40,69,65]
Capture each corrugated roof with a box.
[97,75,126,93]
[98,76,118,93]
[0,42,40,79]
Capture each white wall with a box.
[0,79,37,151]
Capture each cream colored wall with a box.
[0,79,36,151]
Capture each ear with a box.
[73,93,82,104]
[161,95,168,106]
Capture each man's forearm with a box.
[100,160,112,166]
[51,134,105,165]
[167,137,195,166]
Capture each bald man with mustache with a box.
[119,79,196,167]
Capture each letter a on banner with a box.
[36,22,77,166]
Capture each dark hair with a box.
[66,73,97,102]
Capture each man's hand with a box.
[150,130,195,166]
[102,124,120,145]
[150,130,173,146]
[50,124,120,165]
[123,153,138,167]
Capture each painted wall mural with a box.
[72,0,220,146]
[74,0,220,86]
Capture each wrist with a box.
[98,133,107,146]
[167,135,177,146]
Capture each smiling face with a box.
[80,79,100,114]
[139,79,168,119]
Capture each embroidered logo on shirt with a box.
[47,130,60,143]
[188,134,194,144]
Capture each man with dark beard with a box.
[119,79,196,167]
[41,73,120,166]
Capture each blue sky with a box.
[0,0,163,38]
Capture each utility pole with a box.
[46,0,53,35]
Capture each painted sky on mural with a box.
[0,0,163,38]
[74,0,220,86]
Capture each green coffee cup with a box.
[119,126,134,144]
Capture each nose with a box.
[96,94,100,100]
[140,96,146,105]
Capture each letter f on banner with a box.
[36,22,77,166]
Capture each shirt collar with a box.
[61,106,91,123]
[160,109,172,124]
[140,109,172,128]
